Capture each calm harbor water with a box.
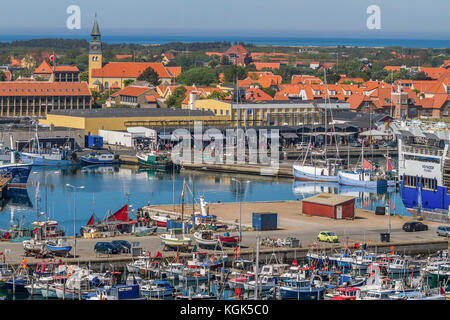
[0,165,410,237]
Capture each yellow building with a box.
[41,108,229,135]
[185,98,333,127]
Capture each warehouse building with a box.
[40,108,228,135]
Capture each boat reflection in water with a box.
[292,181,409,216]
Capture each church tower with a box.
[88,15,103,88]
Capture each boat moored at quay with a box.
[397,121,450,221]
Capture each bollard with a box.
[31,278,34,297]
[46,281,49,300]
[63,282,66,300]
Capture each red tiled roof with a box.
[116,54,133,60]
[224,45,248,56]
[252,62,280,71]
[110,86,153,97]
[34,61,79,74]
[291,75,322,85]
[0,82,91,97]
[91,62,172,79]
[245,87,273,101]
[167,66,182,78]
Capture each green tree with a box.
[80,71,89,82]
[137,67,160,86]
[166,86,187,109]
[261,87,276,98]
[223,65,247,83]
[207,90,231,100]
[124,79,134,87]
[0,71,5,81]
[176,67,218,86]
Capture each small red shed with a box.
[301,193,355,219]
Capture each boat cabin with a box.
[34,262,56,277]
[331,287,360,300]
[259,264,290,276]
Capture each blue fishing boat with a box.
[0,163,32,191]
[45,238,72,257]
[20,149,74,166]
[338,170,388,189]
[279,279,325,300]
[80,152,115,165]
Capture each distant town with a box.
[0,17,448,132]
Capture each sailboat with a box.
[23,183,46,256]
[293,69,341,182]
[160,179,192,249]
[338,142,388,189]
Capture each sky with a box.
[0,0,449,39]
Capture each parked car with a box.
[317,231,339,243]
[94,242,119,255]
[111,240,131,253]
[402,221,428,232]
[436,226,450,237]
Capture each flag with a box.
[155,251,162,258]
[292,258,298,267]
[48,53,55,62]
[388,160,393,171]
[363,159,374,170]
[86,214,95,226]
[210,254,215,263]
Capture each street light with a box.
[66,184,85,258]
[231,179,250,248]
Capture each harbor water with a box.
[0,165,411,237]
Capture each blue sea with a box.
[1,34,449,48]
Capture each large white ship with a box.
[397,121,450,222]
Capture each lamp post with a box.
[66,184,85,258]
[232,179,250,248]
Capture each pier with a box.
[1,201,448,269]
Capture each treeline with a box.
[0,39,89,49]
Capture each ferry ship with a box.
[397,122,450,221]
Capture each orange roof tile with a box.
[0,82,91,97]
[91,62,172,79]
[110,86,153,97]
[167,66,182,78]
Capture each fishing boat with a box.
[216,232,240,247]
[194,230,219,248]
[387,257,421,276]
[228,273,255,289]
[178,266,212,283]
[85,284,144,300]
[329,287,361,300]
[150,214,171,227]
[80,152,115,165]
[292,162,340,182]
[31,220,65,239]
[45,238,72,257]
[23,238,46,256]
[186,251,228,270]
[19,123,75,166]
[136,150,172,170]
[279,278,325,300]
[160,228,192,249]
[425,263,450,287]
[243,275,277,292]
[140,280,173,298]
[338,169,388,189]
[0,163,32,192]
